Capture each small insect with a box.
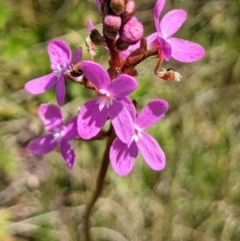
[68,62,83,83]
[157,68,182,82]
[69,62,83,77]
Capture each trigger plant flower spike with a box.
[27,103,78,169]
[110,99,169,176]
[77,61,138,144]
[25,40,82,105]
[147,0,205,62]
[23,0,206,239]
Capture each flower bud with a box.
[104,15,122,39]
[90,29,105,46]
[103,0,112,16]
[122,0,136,23]
[120,17,143,44]
[110,0,125,15]
[115,39,130,51]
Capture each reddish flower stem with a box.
[154,48,163,76]
[83,126,115,241]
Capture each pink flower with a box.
[27,104,78,169]
[147,0,205,62]
[25,39,82,105]
[110,99,168,176]
[77,61,138,144]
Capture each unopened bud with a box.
[122,0,136,23]
[103,0,112,16]
[104,15,122,39]
[115,38,130,51]
[90,29,105,46]
[120,17,143,44]
[110,0,125,15]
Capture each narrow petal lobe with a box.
[136,99,169,130]
[153,0,166,32]
[38,103,63,132]
[25,73,57,94]
[77,99,108,139]
[48,40,71,70]
[81,61,110,89]
[108,74,138,98]
[158,37,172,61]
[160,10,187,38]
[60,140,76,169]
[71,47,82,65]
[56,75,66,106]
[109,99,134,143]
[137,132,166,171]
[170,37,205,62]
[87,18,95,31]
[64,116,78,141]
[110,138,138,176]
[118,97,136,121]
[27,134,57,155]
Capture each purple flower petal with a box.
[109,99,134,143]
[158,37,172,61]
[170,37,205,62]
[27,134,57,155]
[38,103,63,132]
[110,138,138,176]
[146,32,158,46]
[96,0,102,14]
[87,18,95,31]
[137,132,165,171]
[118,97,136,121]
[108,74,138,98]
[48,39,71,70]
[55,75,66,106]
[77,99,108,139]
[136,99,169,130]
[160,10,187,38]
[81,61,110,89]
[25,73,58,94]
[153,0,166,32]
[120,41,140,58]
[60,140,76,169]
[71,47,82,65]
[64,116,78,141]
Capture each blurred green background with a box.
[1,0,240,240]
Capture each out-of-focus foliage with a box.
[1,0,240,240]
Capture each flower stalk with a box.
[83,125,115,241]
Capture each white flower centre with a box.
[98,89,113,111]
[131,124,142,142]
[162,34,169,41]
[53,127,66,143]
[53,64,66,78]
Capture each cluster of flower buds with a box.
[24,0,205,176]
[92,0,143,51]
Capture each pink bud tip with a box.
[104,15,122,30]
[120,17,144,44]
